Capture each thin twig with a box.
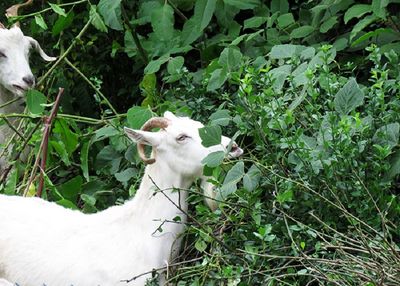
[37,88,64,197]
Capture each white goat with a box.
[0,13,55,169]
[0,111,243,285]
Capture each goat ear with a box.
[124,127,162,147]
[163,111,177,120]
[26,36,57,62]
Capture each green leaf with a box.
[56,199,78,210]
[90,5,108,32]
[140,73,158,106]
[276,189,294,203]
[127,106,153,129]
[385,150,400,180]
[34,15,48,30]
[320,16,338,33]
[219,47,242,71]
[277,13,295,29]
[202,151,225,167]
[373,123,400,149]
[244,16,267,29]
[167,56,184,74]
[52,11,74,36]
[219,161,245,199]
[372,0,389,18]
[115,168,137,183]
[210,110,231,126]
[290,26,314,39]
[151,4,174,41]
[144,55,170,74]
[207,68,228,91]
[344,4,372,24]
[48,3,67,17]
[50,141,71,166]
[270,44,307,59]
[80,141,90,182]
[98,0,123,30]
[243,164,261,192]
[199,125,222,147]
[195,0,217,30]
[223,0,260,10]
[195,239,207,252]
[59,176,83,201]
[53,120,79,155]
[26,90,46,114]
[181,17,202,46]
[334,78,364,115]
[350,15,378,41]
[271,0,289,13]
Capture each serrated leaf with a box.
[202,151,225,167]
[151,4,174,41]
[199,125,222,147]
[127,106,153,129]
[243,164,261,192]
[26,90,46,114]
[334,78,364,115]
[219,161,244,199]
[344,4,372,24]
[49,3,67,17]
[98,0,122,30]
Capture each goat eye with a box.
[176,134,190,142]
[0,51,6,58]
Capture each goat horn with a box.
[6,0,33,27]
[138,117,170,165]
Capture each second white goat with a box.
[0,6,55,169]
[0,111,243,285]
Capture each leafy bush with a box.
[0,0,399,285]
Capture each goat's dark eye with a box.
[177,134,190,142]
[0,51,6,58]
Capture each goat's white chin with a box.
[228,147,244,158]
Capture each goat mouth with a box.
[228,145,243,158]
[13,85,28,93]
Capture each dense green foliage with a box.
[0,0,400,285]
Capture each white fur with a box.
[0,111,243,285]
[0,26,55,169]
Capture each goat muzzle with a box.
[138,117,170,165]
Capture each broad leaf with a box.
[219,161,245,199]
[210,110,231,127]
[373,123,400,149]
[243,164,261,192]
[207,68,228,91]
[244,16,267,29]
[290,26,314,39]
[127,106,153,129]
[199,125,222,147]
[195,0,217,30]
[144,55,171,74]
[80,141,90,182]
[277,13,294,29]
[219,47,242,71]
[26,90,46,114]
[202,151,225,167]
[344,4,372,24]
[334,78,364,115]
[167,56,184,75]
[90,5,107,32]
[98,0,123,30]
[320,16,338,33]
[151,4,174,41]
[35,15,48,30]
[223,0,260,10]
[270,44,306,59]
[49,3,67,17]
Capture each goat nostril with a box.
[23,75,35,87]
[230,143,238,152]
